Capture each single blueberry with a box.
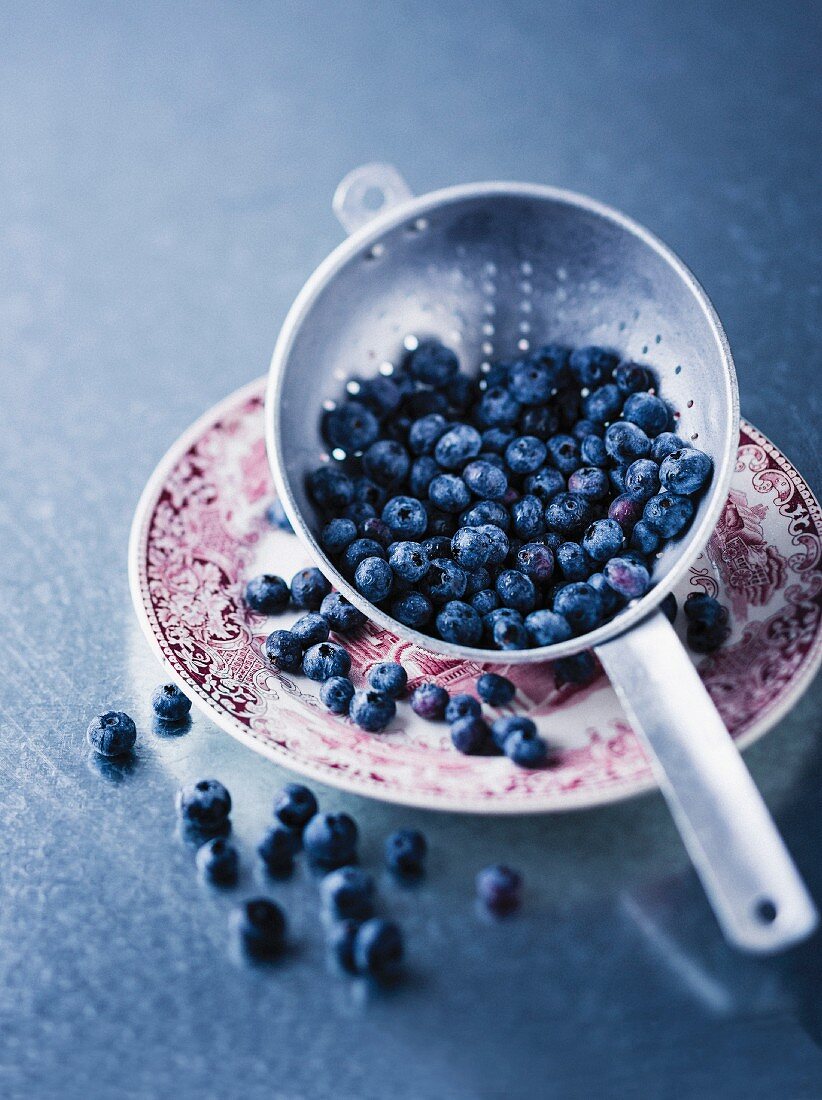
[505,435,547,475]
[274,783,318,831]
[176,779,231,830]
[544,492,593,536]
[545,434,581,475]
[477,672,515,706]
[87,711,137,757]
[320,866,376,920]
[630,520,661,555]
[409,455,439,497]
[516,541,555,584]
[471,589,500,616]
[464,566,491,596]
[553,651,598,687]
[352,476,387,510]
[580,434,608,467]
[507,356,556,405]
[450,714,491,754]
[661,592,678,624]
[524,466,566,504]
[567,466,610,501]
[571,418,602,441]
[291,612,330,647]
[608,493,645,533]
[588,571,625,617]
[614,361,654,394]
[369,662,407,698]
[511,495,545,540]
[320,592,367,634]
[264,629,304,673]
[230,898,287,959]
[419,558,467,603]
[476,864,522,915]
[391,590,433,628]
[428,473,471,514]
[624,458,661,502]
[408,413,449,455]
[495,570,537,614]
[388,540,430,582]
[357,375,403,416]
[303,641,352,682]
[354,556,394,602]
[642,493,694,538]
[363,439,410,487]
[327,919,360,973]
[684,593,728,629]
[320,675,356,715]
[604,421,652,463]
[385,829,427,876]
[488,608,528,650]
[303,812,359,868]
[524,609,573,647]
[266,499,293,532]
[451,527,492,569]
[568,346,619,388]
[447,373,477,414]
[476,385,522,428]
[582,518,625,563]
[353,918,404,979]
[359,516,394,548]
[583,383,623,424]
[556,541,593,581]
[434,423,483,470]
[349,690,396,732]
[490,714,536,751]
[290,567,332,611]
[196,836,239,886]
[602,556,651,600]
[343,537,386,574]
[151,683,192,723]
[307,465,355,511]
[258,823,298,875]
[505,726,548,768]
[553,582,603,634]
[651,432,691,463]
[461,500,511,530]
[622,392,671,437]
[445,694,481,723]
[436,600,483,645]
[381,495,428,538]
[321,517,358,555]
[322,402,379,453]
[476,524,509,565]
[462,459,509,501]
[406,340,459,386]
[659,448,713,495]
[342,500,377,525]
[410,681,449,720]
[481,426,516,454]
[245,573,290,615]
[519,403,561,440]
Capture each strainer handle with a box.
[333,163,414,234]
[596,609,817,954]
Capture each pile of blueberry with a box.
[303,340,714,649]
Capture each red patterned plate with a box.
[129,378,822,813]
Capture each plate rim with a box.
[128,377,822,815]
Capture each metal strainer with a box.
[266,163,817,953]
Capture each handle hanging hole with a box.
[754,898,778,925]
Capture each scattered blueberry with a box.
[176,779,231,831]
[303,812,359,868]
[257,823,298,875]
[369,662,408,698]
[320,675,356,714]
[274,783,318,831]
[266,499,293,532]
[151,684,192,723]
[87,711,137,757]
[504,725,548,768]
[291,612,330,647]
[477,672,515,707]
[450,714,491,754]
[230,897,287,959]
[410,681,449,720]
[684,593,730,653]
[320,866,375,920]
[476,864,522,915]
[553,651,598,687]
[303,641,352,682]
[195,836,239,886]
[327,918,360,973]
[445,694,481,723]
[290,567,332,610]
[350,690,396,732]
[245,573,290,614]
[353,918,404,979]
[385,829,427,877]
[264,629,303,673]
[320,591,366,634]
[490,714,536,752]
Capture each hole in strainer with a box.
[754,898,778,925]
[362,186,385,211]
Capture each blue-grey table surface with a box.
[1,2,820,1097]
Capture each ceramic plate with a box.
[129,378,822,813]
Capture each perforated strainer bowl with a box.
[266,164,817,953]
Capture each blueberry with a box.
[436,600,482,645]
[505,435,547,475]
[477,384,522,429]
[489,714,534,751]
[571,418,602,441]
[303,641,352,681]
[320,675,356,714]
[303,812,359,868]
[320,866,375,920]
[630,520,661,555]
[516,541,555,584]
[659,448,713,495]
[687,623,730,654]
[357,375,403,416]
[477,524,509,564]
[511,495,545,539]
[587,571,625,616]
[410,681,449,720]
[343,500,377,524]
[447,373,477,414]
[230,898,287,958]
[609,467,628,495]
[363,440,410,487]
[381,495,428,538]
[651,432,690,463]
[582,518,625,562]
[624,458,661,501]
[451,527,491,569]
[445,694,481,723]
[450,714,491,754]
[642,493,694,537]
[320,592,367,633]
[546,434,581,475]
[569,346,619,388]
[524,609,573,647]
[580,434,608,466]
[420,558,467,603]
[195,836,239,885]
[321,517,358,555]
[505,726,548,768]
[409,455,439,497]
[476,864,522,915]
[481,426,516,453]
[556,541,593,581]
[291,567,332,610]
[519,404,561,439]
[553,651,598,687]
[461,500,510,530]
[307,465,355,511]
[614,361,654,394]
[553,582,603,634]
[462,459,508,501]
[176,779,231,830]
[507,356,556,405]
[385,829,427,876]
[291,612,330,647]
[353,918,404,979]
[622,392,670,436]
[258,823,298,875]
[604,421,651,463]
[408,413,449,455]
[464,566,491,596]
[425,506,459,536]
[245,573,290,614]
[391,590,433,628]
[495,570,537,613]
[151,683,192,723]
[403,390,447,419]
[274,783,318,830]
[264,629,303,673]
[684,593,728,629]
[583,383,623,424]
[266,499,293,532]
[531,342,571,379]
[488,608,528,650]
[525,466,566,504]
[354,556,393,602]
[661,592,678,623]
[359,516,394,547]
[327,919,359,973]
[567,466,610,501]
[324,401,381,453]
[608,493,645,533]
[343,537,386,574]
[406,340,459,386]
[477,672,515,706]
[434,423,482,470]
[428,473,471,514]
[349,690,396,732]
[352,476,387,510]
[389,540,430,582]
[369,662,407,698]
[544,492,592,535]
[86,711,137,757]
[602,556,651,600]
